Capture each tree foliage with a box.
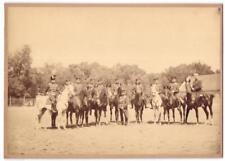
[8,46,216,98]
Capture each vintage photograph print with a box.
[5,4,222,158]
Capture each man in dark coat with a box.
[46,73,59,113]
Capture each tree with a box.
[8,45,33,98]
[163,62,215,83]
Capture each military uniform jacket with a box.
[151,84,160,95]
[134,84,143,94]
[46,82,59,95]
[118,95,129,109]
[170,82,179,93]
[192,79,202,92]
[73,83,83,95]
[185,82,192,94]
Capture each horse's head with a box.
[64,84,75,97]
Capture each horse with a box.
[97,87,109,124]
[185,92,214,125]
[107,87,119,123]
[131,93,146,123]
[66,89,89,127]
[35,92,60,129]
[161,88,185,123]
[151,92,163,124]
[56,84,75,129]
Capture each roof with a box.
[179,73,221,92]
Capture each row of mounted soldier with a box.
[35,72,214,129]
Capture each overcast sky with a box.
[6,5,222,73]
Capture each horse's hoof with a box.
[210,119,214,125]
[59,126,65,130]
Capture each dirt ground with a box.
[5,94,222,158]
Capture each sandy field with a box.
[5,94,222,158]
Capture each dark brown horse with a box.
[87,86,108,125]
[97,88,108,123]
[66,89,88,127]
[107,87,119,123]
[131,93,147,123]
[185,93,214,124]
[161,88,185,123]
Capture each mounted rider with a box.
[185,75,192,103]
[87,78,94,100]
[118,88,129,108]
[151,78,161,96]
[191,73,203,101]
[133,78,144,103]
[150,77,163,107]
[73,77,83,95]
[169,77,180,105]
[118,86,129,125]
[90,79,102,107]
[45,71,59,113]
[73,76,89,107]
[113,79,121,97]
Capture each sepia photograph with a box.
[4,4,223,158]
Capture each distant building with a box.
[179,73,221,93]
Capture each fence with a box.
[8,96,35,107]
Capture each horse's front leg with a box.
[36,108,46,129]
[182,104,186,123]
[202,105,209,124]
[153,107,157,124]
[66,110,69,126]
[140,107,143,122]
[84,109,89,126]
[58,110,67,129]
[135,107,140,123]
[110,105,113,122]
[172,108,175,123]
[115,106,119,123]
[177,106,183,124]
[94,108,98,125]
[75,110,79,127]
[208,104,214,125]
[195,107,199,125]
[163,107,166,122]
[51,111,58,127]
[158,106,163,125]
[98,107,102,125]
[70,111,73,125]
[185,107,190,124]
[120,109,124,125]
[167,109,170,124]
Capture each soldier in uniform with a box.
[46,73,59,113]
[73,77,83,96]
[185,76,192,103]
[191,73,203,101]
[191,73,202,92]
[45,72,59,127]
[151,78,161,96]
[113,79,121,97]
[133,78,144,103]
[118,85,129,125]
[169,77,180,105]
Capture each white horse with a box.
[56,84,75,129]
[151,92,163,124]
[35,94,53,129]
